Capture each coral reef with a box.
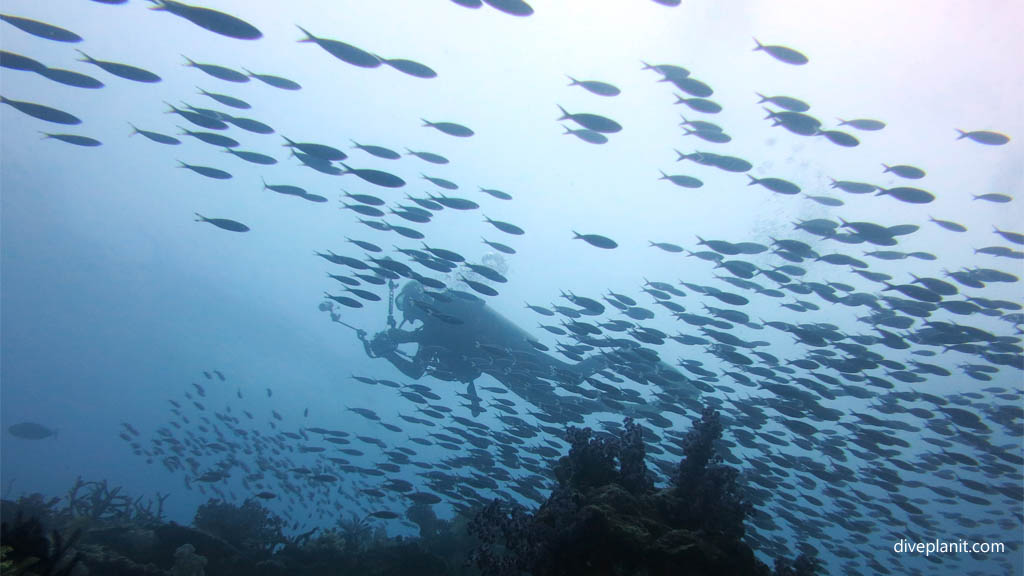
[469,409,820,576]
[192,498,285,556]
[406,503,443,538]
[669,407,752,544]
[64,477,167,526]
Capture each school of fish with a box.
[2,2,1021,575]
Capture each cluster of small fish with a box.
[3,2,1021,575]
[118,369,570,531]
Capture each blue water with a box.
[2,1,1022,574]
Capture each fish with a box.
[344,191,386,206]
[129,124,180,145]
[422,244,465,263]
[882,163,925,179]
[563,125,608,144]
[282,136,347,161]
[422,119,474,137]
[683,127,731,143]
[676,151,751,173]
[557,105,622,133]
[928,217,966,232]
[7,422,56,439]
[817,130,859,147]
[223,115,274,134]
[406,491,442,505]
[431,195,478,210]
[389,224,425,240]
[0,50,46,72]
[1,14,82,42]
[37,68,105,89]
[405,149,449,164]
[182,56,248,82]
[340,163,406,188]
[326,294,361,309]
[166,102,228,130]
[347,238,383,253]
[423,175,459,190]
[479,187,513,200]
[674,97,722,114]
[179,127,239,148]
[993,227,1024,245]
[756,93,809,112]
[837,118,885,131]
[573,232,617,249]
[149,1,262,40]
[225,149,277,165]
[876,186,934,204]
[1,96,81,125]
[484,216,524,235]
[195,213,249,232]
[644,62,690,80]
[482,0,534,16]
[297,25,380,68]
[764,108,821,136]
[381,58,437,79]
[41,133,102,147]
[805,195,843,207]
[747,175,801,195]
[679,118,724,133]
[659,171,703,189]
[465,263,507,283]
[352,141,401,159]
[649,241,684,253]
[197,88,251,109]
[829,179,876,194]
[78,51,161,83]
[972,193,1012,203]
[461,276,498,296]
[567,76,620,96]
[345,287,381,301]
[753,38,808,65]
[956,129,1010,145]
[670,76,713,98]
[368,510,399,519]
[178,161,232,180]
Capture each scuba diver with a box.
[359,281,608,387]
[339,280,699,419]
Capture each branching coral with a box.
[65,477,136,523]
